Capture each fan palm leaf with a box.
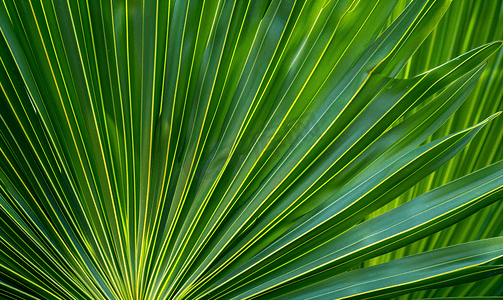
[0,0,502,299]
[368,1,503,298]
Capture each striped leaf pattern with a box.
[0,0,502,299]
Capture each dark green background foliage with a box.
[0,0,502,299]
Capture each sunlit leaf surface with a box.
[0,0,502,299]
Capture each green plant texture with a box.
[1,0,503,299]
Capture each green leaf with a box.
[275,238,503,300]
[0,0,502,299]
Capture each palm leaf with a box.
[0,0,502,299]
[366,1,503,298]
